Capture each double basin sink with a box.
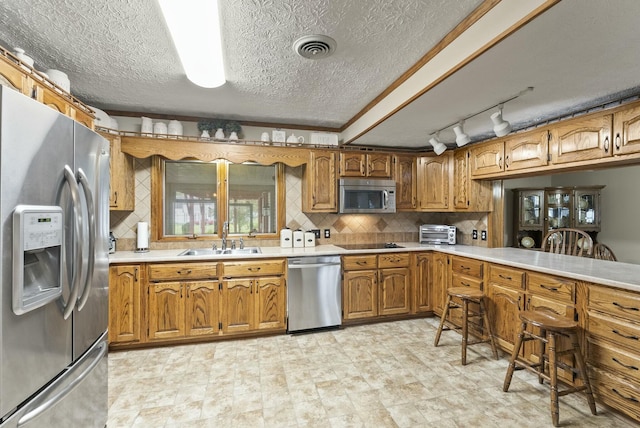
[178,247,261,257]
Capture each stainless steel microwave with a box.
[420,224,456,245]
[339,178,396,214]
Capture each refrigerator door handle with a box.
[16,340,107,427]
[58,165,83,320]
[75,168,95,311]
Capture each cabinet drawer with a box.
[590,367,640,423]
[527,272,575,303]
[222,259,285,278]
[527,294,574,318]
[378,253,409,268]
[450,256,483,278]
[451,272,482,289]
[488,264,524,289]
[589,338,640,383]
[148,263,218,281]
[590,285,640,323]
[343,255,377,270]
[589,311,640,350]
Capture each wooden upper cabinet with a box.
[393,154,417,210]
[613,101,640,156]
[302,150,337,212]
[504,129,549,171]
[453,149,492,212]
[340,152,365,176]
[470,140,504,177]
[0,58,28,94]
[417,153,451,210]
[103,133,135,211]
[339,152,391,178]
[551,113,613,164]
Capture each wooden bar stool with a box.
[502,310,596,427]
[433,287,499,365]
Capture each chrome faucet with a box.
[239,237,244,250]
[221,221,228,250]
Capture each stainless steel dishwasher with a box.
[287,256,342,333]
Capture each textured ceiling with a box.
[0,0,481,128]
[1,0,639,150]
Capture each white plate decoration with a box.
[521,237,535,248]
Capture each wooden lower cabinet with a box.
[588,284,640,423]
[343,270,378,320]
[413,253,432,314]
[220,259,286,334]
[486,282,523,354]
[430,252,449,316]
[342,253,411,321]
[108,264,142,345]
[148,280,219,341]
[220,275,286,333]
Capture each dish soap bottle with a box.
[109,232,116,254]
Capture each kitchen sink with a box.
[178,247,261,256]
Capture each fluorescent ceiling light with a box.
[158,0,225,88]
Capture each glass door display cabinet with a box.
[513,186,604,250]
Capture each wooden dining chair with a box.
[540,228,593,257]
[593,242,617,261]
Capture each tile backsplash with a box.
[110,162,488,250]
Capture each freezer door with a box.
[0,87,73,418]
[72,123,109,359]
[0,333,108,428]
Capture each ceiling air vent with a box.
[293,35,337,59]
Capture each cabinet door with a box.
[303,150,337,212]
[367,153,392,178]
[504,129,549,171]
[393,155,417,210]
[551,113,613,163]
[470,141,504,177]
[413,253,432,313]
[185,281,218,337]
[452,149,470,210]
[339,152,365,177]
[431,253,449,316]
[417,154,450,210]
[343,270,378,320]
[220,278,254,334]
[613,102,640,155]
[379,267,411,316]
[574,189,601,230]
[109,265,141,344]
[104,134,135,211]
[0,59,28,93]
[255,276,286,330]
[486,282,523,354]
[148,282,185,341]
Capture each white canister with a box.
[304,232,316,247]
[13,47,34,68]
[44,69,70,93]
[141,117,153,134]
[280,228,293,248]
[168,119,183,136]
[153,121,168,137]
[293,230,304,248]
[136,222,150,252]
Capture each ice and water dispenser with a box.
[12,205,63,315]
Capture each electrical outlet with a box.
[481,230,487,241]
[324,229,330,239]
[472,230,478,240]
[311,229,321,239]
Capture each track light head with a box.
[429,136,447,155]
[491,108,512,137]
[453,123,470,147]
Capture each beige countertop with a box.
[109,243,640,292]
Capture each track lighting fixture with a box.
[426,86,533,154]
[453,122,470,147]
[428,134,447,155]
[491,105,512,137]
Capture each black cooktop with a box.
[337,243,404,250]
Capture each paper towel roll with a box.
[136,222,149,251]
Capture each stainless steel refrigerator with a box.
[0,87,108,427]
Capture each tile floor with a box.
[107,318,635,427]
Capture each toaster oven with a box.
[420,224,456,245]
